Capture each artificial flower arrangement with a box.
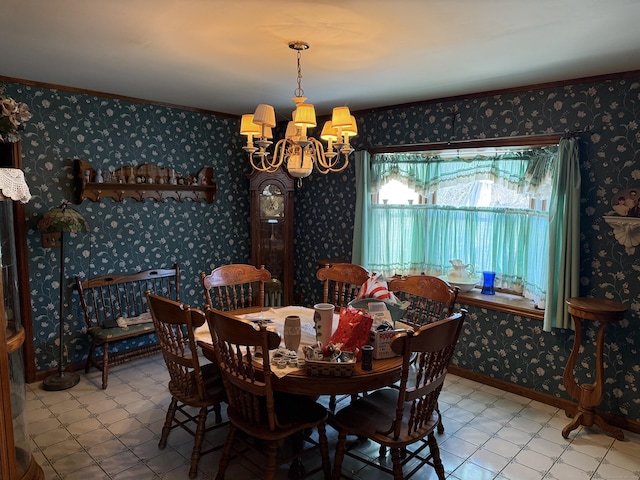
[0,84,32,143]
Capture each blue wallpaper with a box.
[5,73,640,424]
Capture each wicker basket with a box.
[304,357,356,377]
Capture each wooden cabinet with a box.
[0,142,44,480]
[249,169,295,307]
[73,159,217,203]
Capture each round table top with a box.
[565,297,627,322]
[198,306,403,397]
[272,355,402,397]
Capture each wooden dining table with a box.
[195,305,403,397]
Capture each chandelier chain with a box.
[295,48,304,98]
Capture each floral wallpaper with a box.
[3,83,252,371]
[4,71,640,425]
[293,75,640,423]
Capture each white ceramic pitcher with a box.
[448,259,474,280]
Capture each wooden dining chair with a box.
[387,274,459,434]
[316,263,370,307]
[387,274,459,328]
[200,264,271,311]
[316,263,371,410]
[146,292,228,479]
[331,310,466,480]
[206,308,332,480]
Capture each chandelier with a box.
[240,41,357,181]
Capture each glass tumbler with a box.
[481,271,496,295]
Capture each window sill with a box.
[456,289,544,320]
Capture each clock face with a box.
[260,185,284,217]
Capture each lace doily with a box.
[0,168,31,203]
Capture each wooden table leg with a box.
[562,298,627,441]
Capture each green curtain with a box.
[352,151,370,266]
[367,205,548,298]
[353,146,558,296]
[544,138,581,331]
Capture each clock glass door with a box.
[259,184,285,306]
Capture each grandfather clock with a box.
[249,169,295,306]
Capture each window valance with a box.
[370,147,557,198]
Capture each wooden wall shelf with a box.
[73,159,217,203]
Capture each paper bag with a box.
[329,306,374,360]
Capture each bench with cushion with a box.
[75,264,180,389]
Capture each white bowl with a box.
[440,275,479,292]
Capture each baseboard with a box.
[448,365,640,436]
[30,348,162,384]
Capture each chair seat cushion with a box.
[332,387,438,445]
[202,362,227,400]
[226,392,327,437]
[333,388,397,433]
[87,322,155,341]
[274,392,328,427]
[102,312,153,329]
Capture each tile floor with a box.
[26,355,640,479]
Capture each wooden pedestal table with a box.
[562,297,627,440]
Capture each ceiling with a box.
[3,0,640,120]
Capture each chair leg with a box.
[329,393,358,413]
[317,423,332,480]
[213,403,222,424]
[85,340,97,373]
[101,342,110,389]
[215,425,237,480]
[188,406,209,479]
[264,439,279,480]
[331,430,347,480]
[378,444,387,457]
[436,403,444,434]
[159,397,178,449]
[427,432,445,480]
[390,447,404,480]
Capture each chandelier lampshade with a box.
[331,106,353,128]
[240,114,261,136]
[294,103,317,128]
[320,121,337,140]
[240,41,356,185]
[253,104,277,128]
[344,116,358,136]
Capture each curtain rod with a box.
[367,131,587,155]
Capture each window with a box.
[365,142,557,301]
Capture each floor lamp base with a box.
[43,371,80,391]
